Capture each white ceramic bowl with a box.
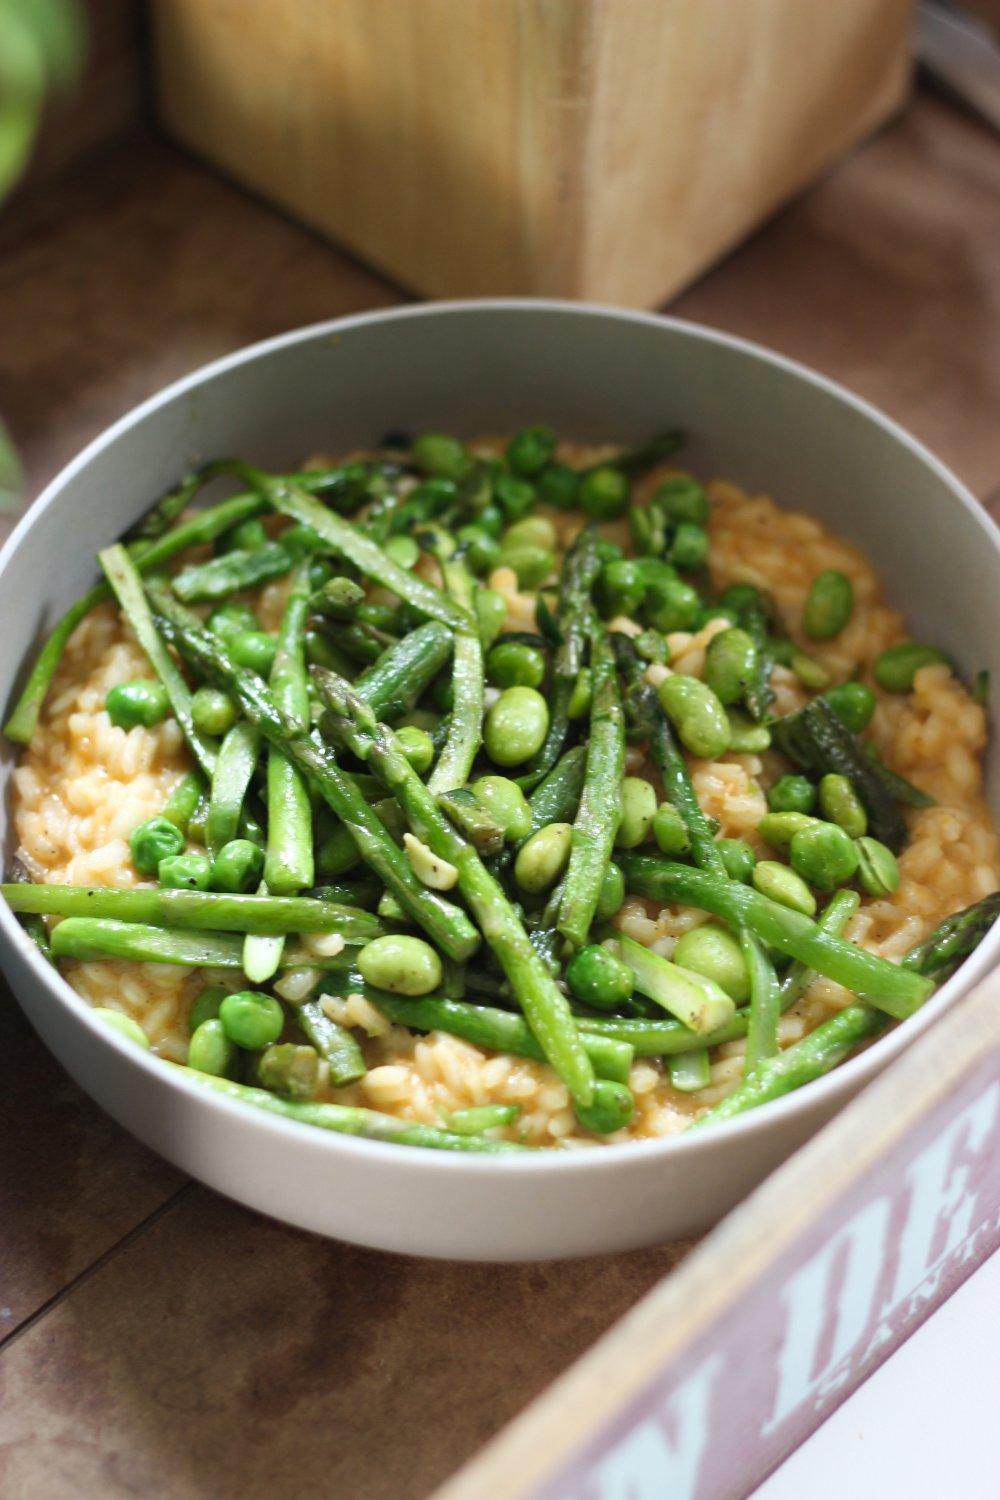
[2,301,998,1261]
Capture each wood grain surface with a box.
[0,88,998,1499]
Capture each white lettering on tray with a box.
[586,1355,721,1500]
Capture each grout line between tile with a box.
[0,1180,195,1355]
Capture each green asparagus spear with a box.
[694,1004,886,1127]
[443,1105,522,1135]
[312,668,597,1109]
[427,551,483,794]
[294,997,367,1085]
[99,544,220,776]
[436,789,506,856]
[619,856,934,1016]
[176,1067,529,1152]
[206,721,261,856]
[172,542,293,604]
[4,467,356,745]
[51,919,248,968]
[149,588,480,961]
[351,621,453,722]
[583,430,683,480]
[525,745,588,834]
[6,857,52,963]
[264,560,314,893]
[901,890,1000,977]
[6,884,383,936]
[202,461,468,628]
[122,468,205,543]
[161,772,206,834]
[517,527,603,790]
[669,1050,711,1092]
[326,984,633,1084]
[557,632,626,947]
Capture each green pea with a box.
[595,559,646,618]
[752,860,817,916]
[210,838,264,893]
[221,518,268,552]
[219,990,284,1050]
[790,822,860,892]
[566,944,634,1009]
[803,570,854,640]
[758,811,820,848]
[357,934,443,996]
[493,473,536,522]
[717,583,765,621]
[499,545,555,589]
[506,425,556,477]
[825,681,876,732]
[484,686,549,766]
[129,815,185,876]
[105,679,170,730]
[574,1078,635,1134]
[93,1007,150,1049]
[674,925,750,1003]
[487,639,546,689]
[579,466,629,520]
[471,775,533,841]
[615,777,658,849]
[476,503,505,538]
[818,773,867,838]
[726,711,771,753]
[855,836,901,897]
[411,431,473,481]
[717,838,756,883]
[395,724,435,774]
[158,852,213,891]
[536,463,580,510]
[594,862,626,921]
[655,476,709,526]
[513,821,573,893]
[644,577,702,634]
[188,1018,236,1076]
[704,628,758,706]
[455,524,502,575]
[768,774,816,815]
[633,556,678,587]
[474,587,508,647]
[281,522,327,558]
[874,642,951,693]
[384,534,420,570]
[652,802,691,856]
[190,686,238,737]
[669,522,710,572]
[230,630,277,676]
[188,985,227,1035]
[208,601,258,641]
[657,675,730,759]
[791,650,832,690]
[566,668,592,720]
[502,515,557,552]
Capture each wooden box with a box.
[150,0,913,307]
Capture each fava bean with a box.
[395,724,435,774]
[455,525,501,575]
[188,1018,235,1075]
[790,823,859,892]
[471,775,533,840]
[594,861,626,920]
[487,639,546,689]
[657,675,730,759]
[652,802,691,856]
[474,587,508,647]
[855,836,900,896]
[614,777,658,848]
[818,773,867,838]
[566,668,592,720]
[753,860,817,915]
[803,570,854,640]
[758,811,819,848]
[874,642,950,693]
[513,822,573,893]
[411,431,473,481]
[500,545,555,589]
[704,627,757,706]
[717,838,756,883]
[357,934,443,996]
[93,1008,150,1048]
[188,985,227,1034]
[484,686,549,766]
[791,650,831,690]
[502,515,557,552]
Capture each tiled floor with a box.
[1,87,998,1498]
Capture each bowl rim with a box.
[2,295,999,1177]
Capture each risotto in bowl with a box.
[1,303,998,1258]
